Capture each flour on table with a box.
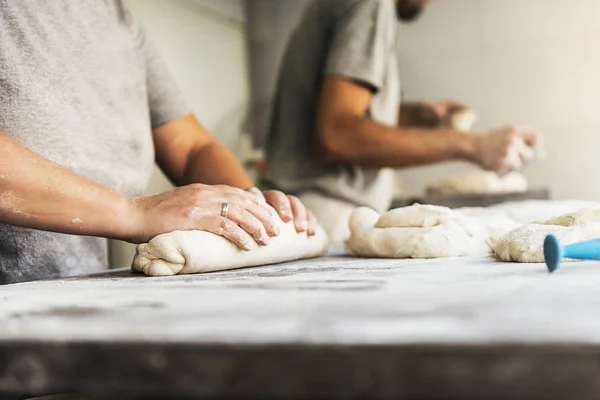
[132,217,329,276]
[427,171,528,195]
[493,206,600,263]
[346,204,518,259]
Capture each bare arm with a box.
[316,76,477,168]
[0,132,279,248]
[317,76,539,171]
[0,132,131,239]
[153,114,253,189]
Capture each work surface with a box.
[2,254,600,399]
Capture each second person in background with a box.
[260,0,540,247]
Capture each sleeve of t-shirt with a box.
[130,16,191,129]
[325,0,388,92]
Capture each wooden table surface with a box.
[2,253,600,399]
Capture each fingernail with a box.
[281,209,293,221]
[259,235,271,246]
[269,224,280,236]
[308,229,316,236]
[297,221,307,232]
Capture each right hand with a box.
[473,126,541,173]
[124,184,281,250]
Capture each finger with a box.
[204,216,253,251]
[225,204,271,246]
[287,195,308,233]
[263,190,293,222]
[246,186,266,201]
[223,193,280,237]
[306,211,318,236]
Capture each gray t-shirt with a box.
[0,0,188,284]
[261,0,400,213]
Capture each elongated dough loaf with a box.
[132,218,329,276]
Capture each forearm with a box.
[0,133,131,239]
[322,117,477,168]
[182,141,253,189]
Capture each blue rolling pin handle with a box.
[544,234,600,273]
[563,238,600,261]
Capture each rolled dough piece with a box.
[427,171,528,195]
[345,205,509,259]
[450,109,476,132]
[375,203,454,228]
[132,218,329,276]
[493,206,600,262]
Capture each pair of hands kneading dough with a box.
[132,211,329,276]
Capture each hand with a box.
[247,188,318,236]
[125,184,280,249]
[473,126,541,173]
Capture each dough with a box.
[493,206,600,262]
[345,204,516,259]
[537,207,600,227]
[427,171,528,195]
[375,203,454,228]
[450,109,476,132]
[132,218,329,276]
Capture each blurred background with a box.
[111,0,600,267]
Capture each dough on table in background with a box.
[346,204,518,259]
[427,171,528,195]
[493,206,600,263]
[132,216,329,276]
[450,108,476,132]
[458,200,600,225]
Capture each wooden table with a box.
[2,254,600,399]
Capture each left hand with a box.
[247,187,317,236]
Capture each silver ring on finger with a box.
[221,202,230,218]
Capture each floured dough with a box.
[132,218,329,276]
[375,203,454,228]
[346,204,517,259]
[450,109,476,132]
[427,171,528,195]
[537,207,600,228]
[493,206,600,262]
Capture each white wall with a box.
[395,0,600,199]
[109,0,250,268]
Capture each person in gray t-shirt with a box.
[0,0,317,285]
[261,0,541,245]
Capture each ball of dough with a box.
[450,109,476,132]
[375,203,455,228]
[427,171,528,195]
[492,206,600,263]
[346,205,500,259]
[537,207,600,227]
[492,223,600,263]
